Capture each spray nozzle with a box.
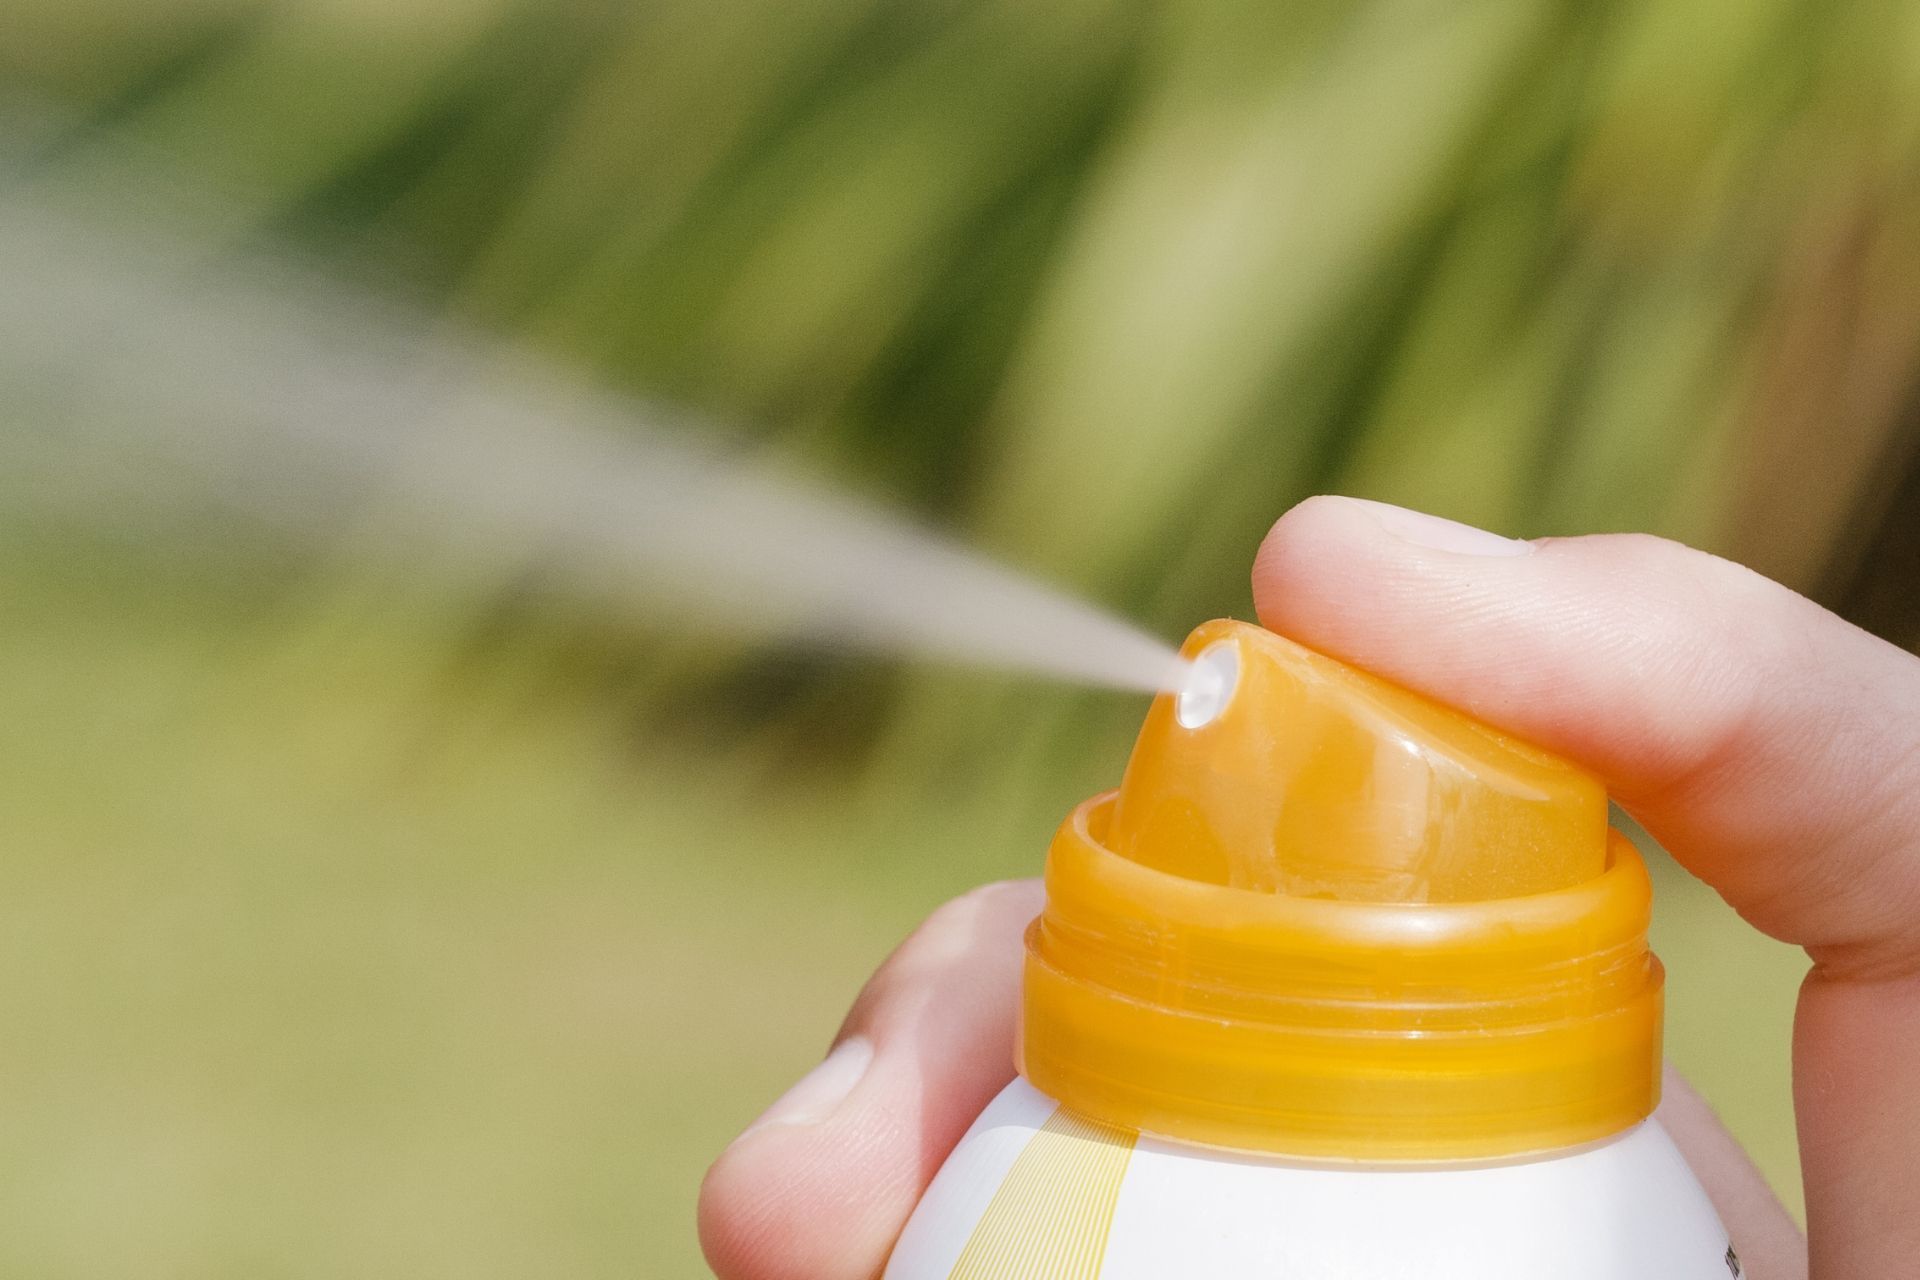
[1107,619,1607,902]
[1173,641,1239,729]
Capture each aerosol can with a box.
[884,619,1737,1279]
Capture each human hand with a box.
[702,495,1920,1279]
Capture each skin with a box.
[701,495,1920,1280]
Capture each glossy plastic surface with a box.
[1109,620,1608,901]
[1016,619,1664,1159]
[885,1080,1735,1279]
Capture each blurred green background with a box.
[4,0,1919,1274]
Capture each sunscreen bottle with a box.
[883,619,1739,1279]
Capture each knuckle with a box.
[908,878,1041,962]
[843,879,1039,1029]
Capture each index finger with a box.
[1253,496,1920,1278]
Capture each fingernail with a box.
[1347,498,1533,556]
[742,1037,873,1136]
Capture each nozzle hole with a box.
[1176,642,1239,729]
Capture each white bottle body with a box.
[885,1078,1739,1280]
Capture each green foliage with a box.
[8,0,1914,1271]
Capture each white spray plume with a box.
[0,154,1188,695]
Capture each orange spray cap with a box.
[1019,619,1663,1160]
[1107,619,1609,901]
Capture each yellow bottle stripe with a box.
[946,1107,1137,1280]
